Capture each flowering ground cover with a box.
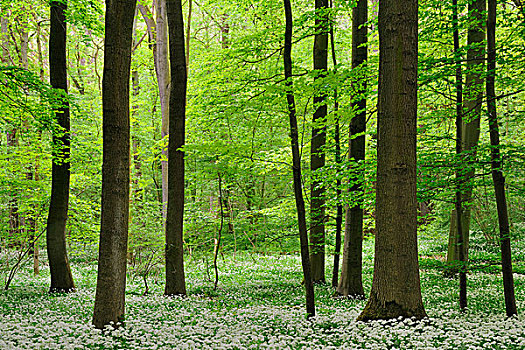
[1,233,525,349]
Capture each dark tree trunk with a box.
[165,0,187,296]
[47,0,75,294]
[309,0,329,284]
[283,0,315,318]
[486,0,517,317]
[451,0,467,310]
[332,117,342,288]
[357,0,426,321]
[92,0,137,329]
[336,0,367,298]
[329,2,342,289]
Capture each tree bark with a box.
[1,16,9,64]
[357,0,426,321]
[164,0,187,296]
[451,0,467,310]
[486,0,517,317]
[446,0,486,267]
[336,0,367,298]
[310,0,329,284]
[157,0,171,223]
[47,0,75,293]
[283,0,315,318]
[93,0,137,329]
[329,0,342,289]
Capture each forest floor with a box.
[1,232,525,349]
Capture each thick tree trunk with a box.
[446,0,486,266]
[47,0,75,293]
[357,0,426,321]
[336,0,367,298]
[92,0,137,329]
[309,0,329,284]
[283,0,315,318]
[164,0,187,296]
[486,0,517,317]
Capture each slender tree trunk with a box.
[337,0,367,298]
[35,17,45,81]
[310,0,329,284]
[332,115,342,289]
[92,0,137,329]
[452,0,467,310]
[214,173,224,290]
[20,16,29,69]
[329,1,342,289]
[157,0,171,223]
[446,0,486,267]
[283,0,315,318]
[165,0,187,296]
[1,16,9,64]
[486,0,517,317]
[357,0,426,321]
[47,0,75,293]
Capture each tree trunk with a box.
[451,0,467,310]
[336,0,367,298]
[329,0,342,289]
[332,118,342,288]
[283,0,315,318]
[164,0,187,296]
[357,0,426,321]
[20,15,29,69]
[310,0,329,284]
[446,0,486,266]
[486,0,517,317]
[47,0,75,293]
[1,16,9,64]
[92,0,137,329]
[157,0,171,223]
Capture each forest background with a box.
[1,0,525,342]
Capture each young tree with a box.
[164,0,187,296]
[336,0,367,298]
[310,0,329,284]
[46,0,75,293]
[93,0,137,329]
[357,0,426,320]
[486,0,517,317]
[284,0,315,317]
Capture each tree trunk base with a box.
[357,291,427,321]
